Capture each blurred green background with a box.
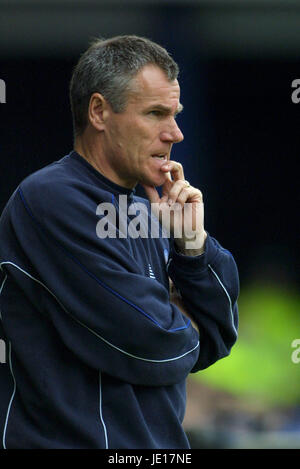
[197,282,300,408]
[185,280,300,448]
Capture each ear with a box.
[88,92,110,131]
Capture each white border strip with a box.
[99,372,108,449]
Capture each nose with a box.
[160,120,184,144]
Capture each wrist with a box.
[175,231,207,257]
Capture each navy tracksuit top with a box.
[0,151,239,448]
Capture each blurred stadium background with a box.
[0,0,299,449]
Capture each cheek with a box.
[112,117,157,158]
[137,124,159,152]
[127,132,151,158]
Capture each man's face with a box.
[101,64,184,188]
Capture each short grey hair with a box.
[69,35,179,137]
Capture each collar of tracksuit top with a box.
[70,149,137,202]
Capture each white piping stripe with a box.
[99,372,108,449]
[0,261,199,363]
[2,342,16,449]
[208,264,238,337]
[0,274,7,320]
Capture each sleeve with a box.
[167,235,239,372]
[5,180,201,387]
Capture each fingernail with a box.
[168,199,173,206]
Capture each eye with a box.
[149,110,162,117]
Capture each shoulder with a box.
[19,154,112,215]
[20,155,74,201]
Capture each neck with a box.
[74,134,104,175]
[74,130,137,190]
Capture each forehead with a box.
[128,64,181,110]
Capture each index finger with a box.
[162,160,185,182]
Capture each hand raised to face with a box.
[142,160,207,256]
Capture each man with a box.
[0,35,239,449]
